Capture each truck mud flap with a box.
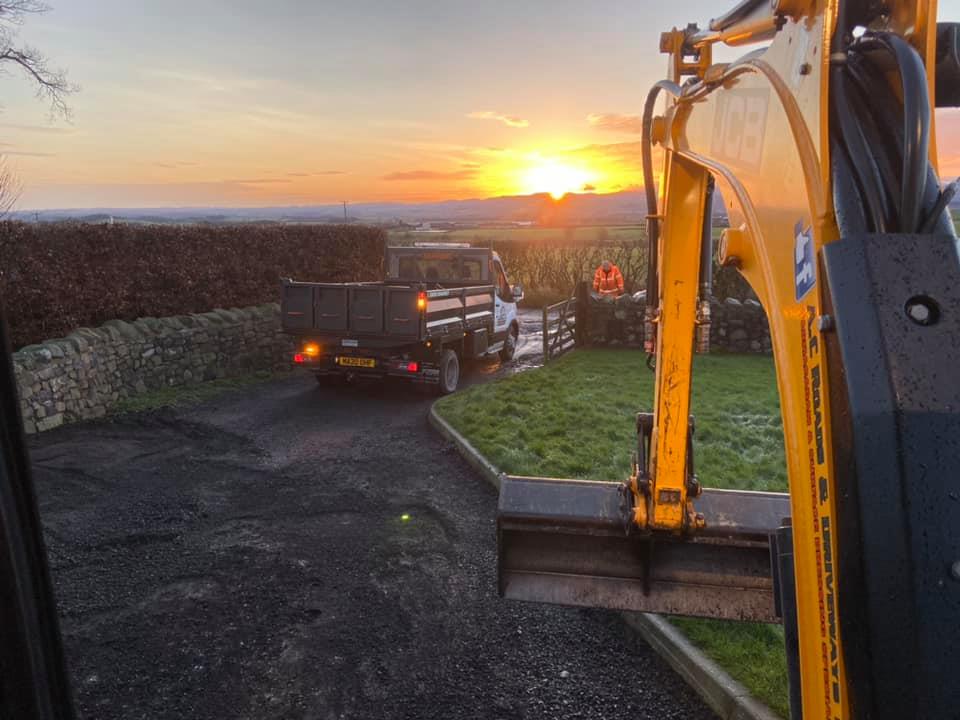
[497,475,789,622]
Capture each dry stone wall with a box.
[708,297,772,353]
[13,303,294,434]
[582,289,772,354]
[584,291,647,347]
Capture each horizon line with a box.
[10,188,649,214]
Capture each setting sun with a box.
[520,158,595,200]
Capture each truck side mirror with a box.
[512,284,524,302]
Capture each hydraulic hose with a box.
[832,32,937,234]
[831,68,891,231]
[831,135,871,236]
[844,54,903,220]
[642,80,682,311]
[861,33,932,233]
[920,177,959,233]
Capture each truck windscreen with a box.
[397,254,484,283]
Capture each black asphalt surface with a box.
[30,354,718,720]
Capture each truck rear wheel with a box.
[436,349,460,395]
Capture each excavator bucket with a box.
[496,475,790,623]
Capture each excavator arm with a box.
[497,2,960,718]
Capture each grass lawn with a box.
[114,369,284,414]
[435,349,790,717]
[436,349,785,490]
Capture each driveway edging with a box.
[428,402,502,490]
[429,401,782,720]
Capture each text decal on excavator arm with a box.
[709,88,769,168]
[801,306,842,720]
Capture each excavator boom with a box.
[497,2,960,718]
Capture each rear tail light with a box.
[417,291,427,311]
[293,353,305,364]
[406,361,419,373]
[303,342,320,357]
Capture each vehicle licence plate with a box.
[337,356,376,368]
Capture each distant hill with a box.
[11,190,653,226]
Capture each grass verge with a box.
[434,348,790,717]
[114,370,285,414]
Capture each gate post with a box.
[575,281,590,347]
[542,305,549,363]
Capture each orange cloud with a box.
[467,111,529,128]
[286,170,346,177]
[383,169,477,181]
[588,113,644,134]
[566,141,643,163]
[0,123,76,135]
[4,150,57,157]
[232,178,292,184]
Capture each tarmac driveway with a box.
[30,364,716,720]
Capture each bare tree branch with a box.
[0,45,73,118]
[0,1,52,23]
[0,2,74,215]
[0,0,76,119]
[0,156,22,218]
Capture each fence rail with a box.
[542,296,576,363]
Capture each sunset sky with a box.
[3,0,960,209]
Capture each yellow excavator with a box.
[497,1,960,718]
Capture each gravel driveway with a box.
[30,359,716,720]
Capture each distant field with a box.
[388,225,645,245]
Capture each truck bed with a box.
[281,280,495,343]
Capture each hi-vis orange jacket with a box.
[593,264,624,295]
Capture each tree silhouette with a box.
[0,1,76,215]
[0,1,75,118]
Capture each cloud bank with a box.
[587,113,643,134]
[467,111,529,128]
[383,169,476,181]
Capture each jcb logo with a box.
[794,222,815,300]
[710,89,769,169]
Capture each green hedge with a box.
[0,222,385,349]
